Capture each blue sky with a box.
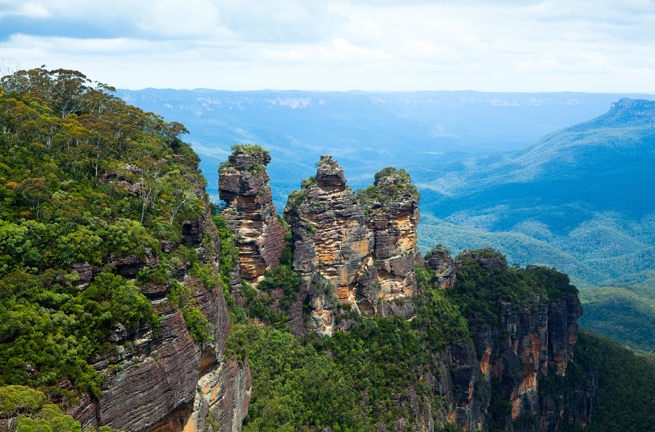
[1,0,654,92]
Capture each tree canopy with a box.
[0,68,211,406]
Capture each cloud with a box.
[0,0,654,91]
[0,1,47,19]
[15,2,50,18]
[0,0,233,39]
[215,0,332,43]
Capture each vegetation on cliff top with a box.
[218,143,270,173]
[0,68,212,409]
[0,385,118,431]
[448,248,578,326]
[358,166,419,207]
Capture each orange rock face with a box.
[284,155,375,335]
[364,167,421,308]
[284,158,421,335]
[219,147,285,284]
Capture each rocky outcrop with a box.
[444,342,487,431]
[484,296,582,430]
[181,358,251,432]
[218,146,285,284]
[424,245,457,289]
[282,157,423,335]
[284,155,376,335]
[360,167,421,316]
[70,311,203,431]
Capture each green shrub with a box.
[181,306,214,344]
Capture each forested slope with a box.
[2,69,654,432]
[0,68,236,431]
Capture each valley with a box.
[2,69,654,431]
[120,89,655,353]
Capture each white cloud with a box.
[2,34,157,55]
[0,2,40,18]
[133,1,228,39]
[215,0,333,42]
[17,2,51,18]
[0,0,654,91]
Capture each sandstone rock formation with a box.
[284,155,375,335]
[282,156,424,335]
[360,167,421,316]
[442,341,487,431]
[424,245,457,289]
[454,250,586,431]
[181,358,251,432]
[218,145,285,284]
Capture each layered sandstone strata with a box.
[284,157,422,334]
[284,155,375,335]
[360,167,421,316]
[218,146,285,284]
[70,212,250,432]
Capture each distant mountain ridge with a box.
[416,98,655,352]
[419,98,655,275]
[118,89,652,206]
[423,98,655,201]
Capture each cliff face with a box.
[360,167,421,317]
[424,245,457,289]
[69,213,251,432]
[283,155,375,335]
[218,147,285,284]
[471,297,581,429]
[442,341,487,431]
[443,250,587,431]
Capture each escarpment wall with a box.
[450,250,587,431]
[69,210,250,432]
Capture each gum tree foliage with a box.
[0,385,118,431]
[447,248,578,326]
[225,258,468,431]
[0,68,212,402]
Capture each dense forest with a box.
[0,68,212,429]
[1,68,654,431]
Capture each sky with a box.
[1,0,654,92]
